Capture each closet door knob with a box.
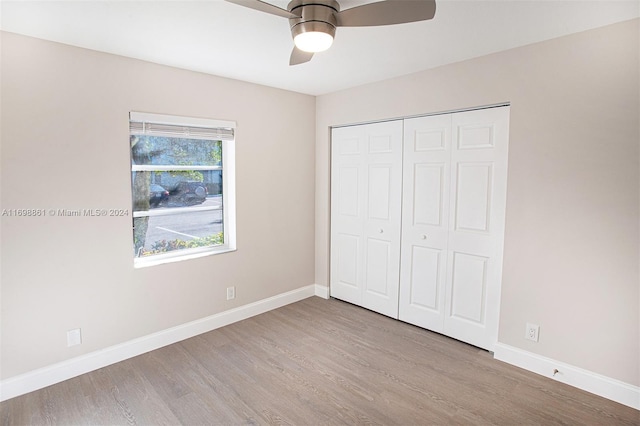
[379,228,384,233]
[421,235,428,240]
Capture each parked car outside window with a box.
[149,184,169,208]
[167,181,208,206]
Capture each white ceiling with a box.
[1,1,638,95]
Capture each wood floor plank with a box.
[1,297,638,425]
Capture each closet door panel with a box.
[450,252,488,323]
[399,114,452,331]
[407,245,442,309]
[331,120,403,319]
[455,162,493,233]
[331,125,366,305]
[413,163,445,226]
[367,164,392,220]
[365,237,392,295]
[444,107,510,350]
[361,121,403,318]
[337,166,360,217]
[335,233,360,290]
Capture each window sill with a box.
[133,245,236,268]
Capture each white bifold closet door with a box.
[330,106,509,351]
[330,120,403,318]
[399,107,510,350]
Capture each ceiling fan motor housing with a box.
[288,0,340,41]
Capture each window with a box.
[130,112,236,267]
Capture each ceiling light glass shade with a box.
[291,21,336,53]
[294,31,334,52]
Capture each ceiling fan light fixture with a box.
[225,0,437,65]
[291,21,335,53]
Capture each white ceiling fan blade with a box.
[336,0,436,27]
[224,0,299,19]
[290,46,314,65]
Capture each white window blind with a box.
[129,111,235,141]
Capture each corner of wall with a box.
[314,284,330,299]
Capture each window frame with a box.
[129,111,236,268]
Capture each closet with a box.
[330,106,510,351]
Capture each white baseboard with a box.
[494,343,640,410]
[314,284,329,299]
[0,284,317,402]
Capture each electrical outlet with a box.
[525,323,539,342]
[67,328,82,347]
[226,286,235,300]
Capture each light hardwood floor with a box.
[2,296,638,425]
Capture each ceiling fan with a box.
[225,0,436,65]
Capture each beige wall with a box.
[0,32,316,379]
[316,19,639,386]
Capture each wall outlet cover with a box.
[525,323,540,342]
[226,286,236,300]
[67,328,82,347]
